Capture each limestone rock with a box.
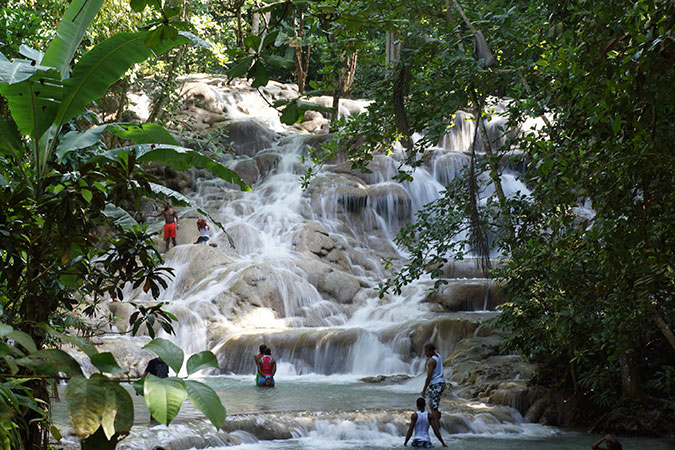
[180,81,226,114]
[427,279,507,311]
[292,221,350,270]
[234,158,260,186]
[367,182,411,221]
[308,174,369,215]
[217,120,277,157]
[255,152,281,179]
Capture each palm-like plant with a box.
[0,1,244,448]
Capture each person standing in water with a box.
[254,344,267,385]
[421,343,445,429]
[147,201,179,252]
[258,347,276,387]
[404,397,447,447]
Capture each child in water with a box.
[404,397,447,447]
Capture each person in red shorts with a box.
[147,201,179,251]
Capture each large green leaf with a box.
[143,338,184,374]
[186,351,220,376]
[16,349,83,377]
[7,330,36,354]
[90,144,250,190]
[0,69,62,140]
[185,380,226,429]
[101,382,133,439]
[109,123,180,146]
[90,352,124,374]
[41,0,105,79]
[143,375,187,425]
[0,119,25,160]
[37,323,98,357]
[66,375,107,438]
[102,203,140,230]
[55,31,189,127]
[0,324,12,337]
[55,124,121,162]
[0,58,51,85]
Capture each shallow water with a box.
[53,377,675,449]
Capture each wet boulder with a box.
[233,158,261,186]
[292,220,350,270]
[217,119,278,157]
[367,182,412,221]
[426,279,507,311]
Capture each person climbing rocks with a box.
[254,344,267,385]
[147,201,179,252]
[194,218,217,247]
[404,397,447,447]
[421,343,445,430]
[592,434,623,450]
[258,347,276,387]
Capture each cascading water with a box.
[58,78,672,450]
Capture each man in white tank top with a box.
[404,397,447,447]
[421,343,446,430]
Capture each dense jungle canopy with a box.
[0,0,673,448]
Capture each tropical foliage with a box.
[0,0,245,448]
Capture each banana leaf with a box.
[0,68,62,141]
[41,0,105,79]
[89,144,250,191]
[0,119,23,161]
[55,31,190,128]
[102,204,139,230]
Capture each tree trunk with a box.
[147,46,188,124]
[20,378,50,450]
[293,8,310,93]
[385,32,401,68]
[618,350,643,401]
[392,60,412,149]
[342,51,358,98]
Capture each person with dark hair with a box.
[258,347,276,387]
[147,201,179,252]
[142,356,169,424]
[592,434,623,450]
[254,344,267,385]
[404,397,447,447]
[421,343,445,430]
[143,357,169,379]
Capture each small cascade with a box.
[80,76,587,449]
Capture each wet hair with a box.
[259,344,267,353]
[197,219,207,229]
[424,343,436,352]
[264,347,271,356]
[416,397,426,410]
[608,441,622,450]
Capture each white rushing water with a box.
[94,78,658,449]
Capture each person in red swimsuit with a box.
[147,201,179,252]
[257,347,276,387]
